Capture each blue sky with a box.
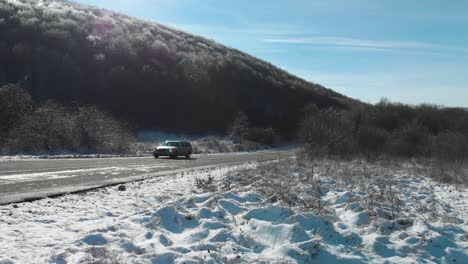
[75,0,468,107]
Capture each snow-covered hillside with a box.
[0,160,466,263]
[0,0,354,137]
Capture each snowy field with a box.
[0,159,467,263]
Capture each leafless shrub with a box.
[299,106,357,159]
[431,132,468,166]
[385,123,430,158]
[82,245,124,264]
[195,175,216,192]
[130,141,159,155]
[413,132,468,184]
[356,126,389,162]
[192,137,231,154]
[225,159,326,214]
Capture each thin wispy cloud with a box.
[250,47,285,54]
[264,37,431,49]
[260,37,468,56]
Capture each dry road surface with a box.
[0,149,295,204]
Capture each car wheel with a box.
[185,155,190,159]
[154,155,159,158]
[170,154,177,159]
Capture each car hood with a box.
[156,146,176,150]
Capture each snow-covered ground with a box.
[0,154,150,162]
[0,160,466,263]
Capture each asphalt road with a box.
[0,149,295,204]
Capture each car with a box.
[153,140,192,159]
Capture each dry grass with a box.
[224,156,466,225]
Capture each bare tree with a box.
[230,111,249,146]
[0,84,33,153]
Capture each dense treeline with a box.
[299,100,468,182]
[0,84,134,154]
[0,0,355,138]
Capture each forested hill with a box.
[0,0,356,137]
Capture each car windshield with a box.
[163,142,179,147]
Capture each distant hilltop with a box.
[0,0,358,137]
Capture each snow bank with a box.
[0,161,467,263]
[0,153,150,162]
